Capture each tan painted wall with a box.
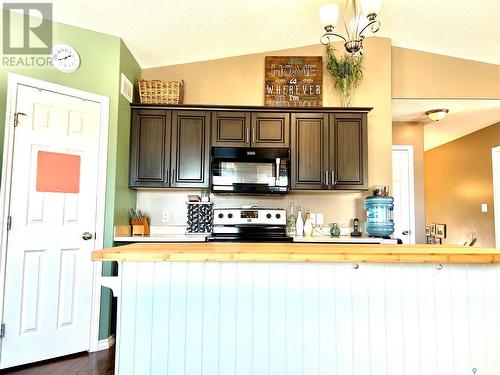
[393,122,426,243]
[424,122,500,247]
[142,37,393,230]
[392,47,500,99]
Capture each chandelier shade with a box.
[320,0,381,55]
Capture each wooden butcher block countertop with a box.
[91,242,500,264]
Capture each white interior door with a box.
[392,146,416,244]
[0,84,102,368]
[493,146,500,248]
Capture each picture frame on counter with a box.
[436,223,447,239]
[425,225,431,236]
[430,223,436,236]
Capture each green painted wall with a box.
[0,11,140,340]
[115,40,141,226]
[98,40,141,340]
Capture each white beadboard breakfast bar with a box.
[93,243,500,375]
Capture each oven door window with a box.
[212,161,277,186]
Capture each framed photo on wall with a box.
[436,223,447,239]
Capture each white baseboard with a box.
[96,334,115,351]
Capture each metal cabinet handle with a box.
[325,170,329,188]
[252,128,256,143]
[331,170,335,185]
[246,128,250,144]
[82,232,93,241]
[165,168,169,184]
[172,169,176,183]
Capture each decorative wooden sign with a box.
[265,56,323,107]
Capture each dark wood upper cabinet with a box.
[212,111,250,147]
[329,113,368,189]
[129,109,171,188]
[251,112,290,148]
[290,113,328,190]
[170,110,211,188]
[129,104,370,191]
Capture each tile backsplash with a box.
[136,190,367,229]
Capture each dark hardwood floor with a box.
[0,347,114,375]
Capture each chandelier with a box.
[320,0,381,55]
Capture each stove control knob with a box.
[266,213,272,219]
[276,213,281,219]
[228,213,233,219]
[218,213,224,219]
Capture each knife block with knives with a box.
[130,208,150,236]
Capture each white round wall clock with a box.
[51,44,80,73]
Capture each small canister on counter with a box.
[186,201,213,234]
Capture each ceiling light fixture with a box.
[426,109,449,122]
[320,0,381,55]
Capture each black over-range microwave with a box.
[210,147,290,194]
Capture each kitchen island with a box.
[93,243,500,375]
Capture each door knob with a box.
[82,232,93,240]
[402,230,409,235]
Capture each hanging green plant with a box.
[325,45,364,107]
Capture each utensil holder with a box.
[186,202,213,234]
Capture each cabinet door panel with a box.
[330,113,368,189]
[171,111,210,188]
[291,113,328,190]
[129,109,170,188]
[212,111,250,147]
[251,113,289,147]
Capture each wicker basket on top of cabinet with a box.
[139,79,184,104]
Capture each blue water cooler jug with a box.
[365,189,394,237]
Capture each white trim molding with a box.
[0,73,110,354]
[97,335,116,351]
[493,146,500,248]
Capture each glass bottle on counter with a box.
[295,206,304,236]
[303,209,314,237]
[330,223,341,237]
[286,202,296,236]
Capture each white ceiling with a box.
[42,0,500,68]
[392,99,500,151]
